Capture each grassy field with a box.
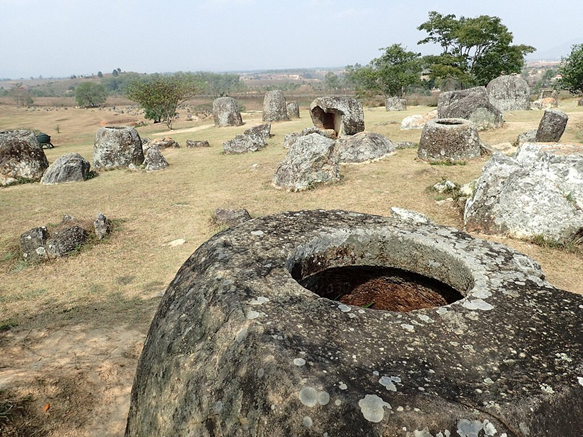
[1,98,582,435]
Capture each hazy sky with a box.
[1,0,582,78]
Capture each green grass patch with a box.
[0,319,18,332]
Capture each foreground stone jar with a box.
[418,118,481,163]
[126,210,583,437]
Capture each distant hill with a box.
[528,37,583,61]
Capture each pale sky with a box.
[1,0,582,78]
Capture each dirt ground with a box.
[1,99,582,436]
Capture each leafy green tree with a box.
[558,44,583,95]
[75,82,107,107]
[112,69,119,77]
[345,44,423,99]
[418,11,535,88]
[125,73,201,129]
[324,72,343,92]
[97,71,103,78]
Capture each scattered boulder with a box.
[465,143,583,243]
[531,97,557,110]
[385,96,406,111]
[93,126,144,170]
[486,75,530,111]
[400,110,437,130]
[283,127,336,149]
[394,141,417,149]
[186,140,210,148]
[213,209,252,227]
[310,96,365,137]
[41,153,91,185]
[286,101,300,119]
[0,129,49,185]
[262,90,289,122]
[20,227,49,261]
[126,209,583,437]
[438,86,504,130]
[418,118,481,163]
[244,124,272,141]
[148,137,180,149]
[213,97,244,127]
[144,147,169,171]
[46,225,88,258]
[578,97,583,106]
[223,134,266,154]
[432,179,457,193]
[535,109,568,142]
[20,214,112,261]
[515,129,537,146]
[335,132,395,163]
[273,133,340,191]
[94,212,111,240]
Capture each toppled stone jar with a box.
[126,210,583,437]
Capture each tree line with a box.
[5,10,583,129]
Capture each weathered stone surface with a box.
[438,87,504,130]
[148,137,179,149]
[244,124,272,141]
[515,129,537,146]
[465,143,583,242]
[273,133,339,191]
[400,110,437,130]
[144,147,169,171]
[126,209,583,437]
[535,109,568,142]
[486,75,530,111]
[213,209,252,227]
[262,90,289,122]
[93,126,144,170]
[385,96,406,111]
[20,227,49,261]
[213,97,244,127]
[418,118,481,162]
[283,127,336,149]
[94,212,111,240]
[310,96,365,137]
[185,140,210,148]
[531,97,557,110]
[579,97,583,106]
[46,225,88,258]
[286,101,300,119]
[0,129,49,185]
[41,153,91,185]
[223,132,266,154]
[335,132,395,163]
[394,141,417,150]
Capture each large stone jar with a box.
[126,210,583,437]
[93,126,144,170]
[418,118,481,163]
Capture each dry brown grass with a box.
[0,98,582,435]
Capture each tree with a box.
[9,83,33,107]
[125,73,201,129]
[97,71,103,78]
[558,44,583,95]
[324,72,343,92]
[75,82,107,107]
[418,11,535,88]
[345,44,423,99]
[193,72,244,97]
[112,69,119,77]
